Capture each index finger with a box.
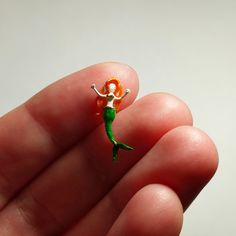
[0,62,139,208]
[25,62,139,148]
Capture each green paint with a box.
[103,107,134,161]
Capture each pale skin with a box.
[91,83,130,108]
[0,63,218,235]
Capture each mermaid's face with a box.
[108,83,116,93]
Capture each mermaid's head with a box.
[96,77,123,115]
[107,83,116,93]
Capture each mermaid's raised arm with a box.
[116,89,130,100]
[91,84,106,97]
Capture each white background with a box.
[0,1,235,235]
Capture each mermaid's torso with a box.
[106,93,115,108]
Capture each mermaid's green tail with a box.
[103,107,134,161]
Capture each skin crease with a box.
[0,62,218,236]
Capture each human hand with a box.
[0,63,218,235]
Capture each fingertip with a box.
[156,92,193,127]
[108,184,183,236]
[161,126,218,180]
[88,62,139,108]
[128,92,193,142]
[80,62,139,98]
[156,126,219,208]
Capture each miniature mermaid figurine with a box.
[91,77,134,161]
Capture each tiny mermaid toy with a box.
[91,77,134,161]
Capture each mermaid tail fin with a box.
[117,142,134,151]
[112,142,134,162]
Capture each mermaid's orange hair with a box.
[96,77,123,115]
